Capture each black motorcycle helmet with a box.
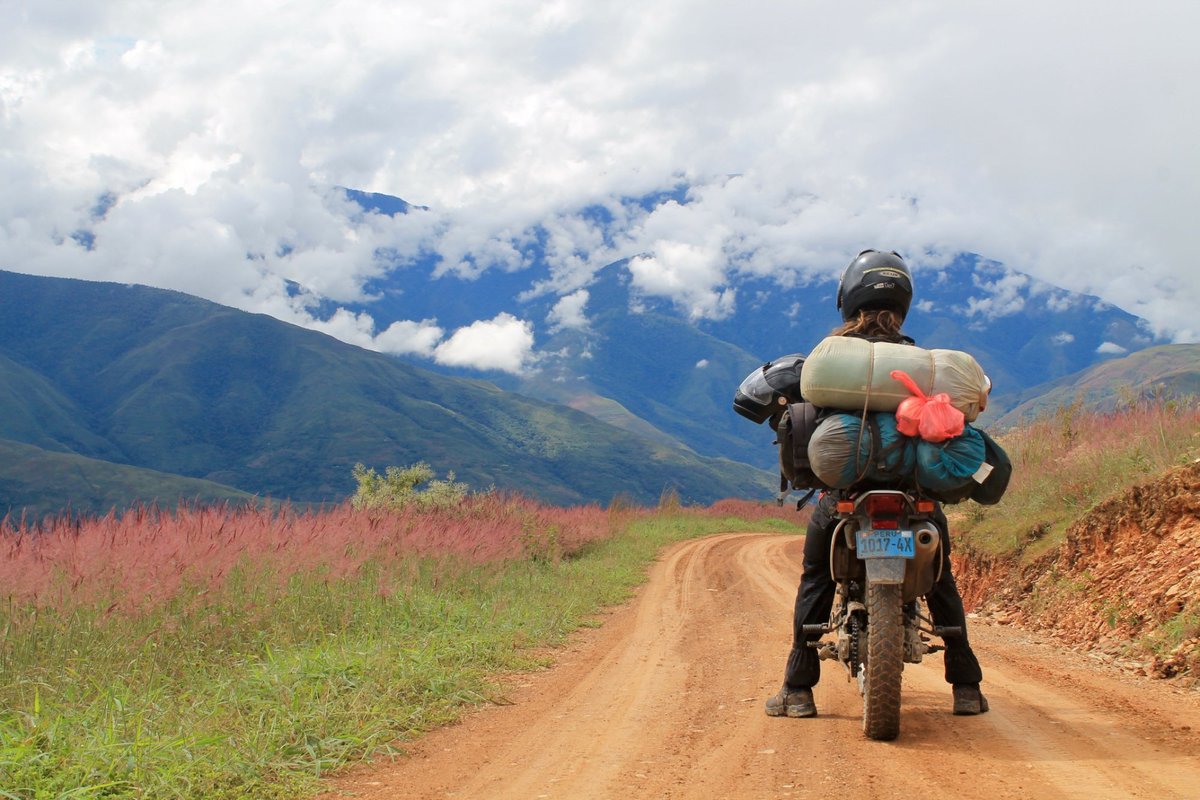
[836,249,914,322]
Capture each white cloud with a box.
[628,238,735,320]
[695,359,709,368]
[1053,332,1076,345]
[963,269,1029,319]
[1,0,1198,345]
[375,319,444,357]
[1044,293,1076,313]
[1097,341,1128,355]
[433,313,535,374]
[304,308,380,349]
[288,305,444,355]
[547,288,590,331]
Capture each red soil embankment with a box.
[955,460,1200,681]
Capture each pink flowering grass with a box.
[1004,400,1199,502]
[0,493,627,615]
[0,491,784,798]
[954,398,1200,558]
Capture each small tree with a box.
[350,462,469,511]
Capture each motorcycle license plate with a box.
[855,529,915,558]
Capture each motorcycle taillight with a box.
[864,494,907,518]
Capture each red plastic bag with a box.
[890,370,965,443]
[891,369,928,436]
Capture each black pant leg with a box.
[783,499,838,688]
[923,511,984,685]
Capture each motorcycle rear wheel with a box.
[862,581,903,740]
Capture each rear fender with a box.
[865,556,906,585]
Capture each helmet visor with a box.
[737,368,777,406]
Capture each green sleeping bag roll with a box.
[798,336,989,421]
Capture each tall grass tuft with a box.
[953,398,1200,559]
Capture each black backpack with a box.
[776,401,832,492]
[734,353,836,504]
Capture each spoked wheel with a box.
[862,582,904,741]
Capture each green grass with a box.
[0,511,795,799]
[1139,610,1200,655]
[951,398,1200,561]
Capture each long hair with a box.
[831,309,905,339]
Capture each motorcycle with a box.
[802,488,960,741]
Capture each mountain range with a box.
[1,188,1191,518]
[994,343,1200,425]
[0,270,772,518]
[329,190,1167,470]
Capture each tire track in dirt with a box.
[323,532,1200,800]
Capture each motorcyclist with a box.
[765,249,989,719]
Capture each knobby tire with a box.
[863,581,903,740]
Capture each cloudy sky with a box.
[3,0,1198,370]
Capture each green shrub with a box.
[350,462,469,511]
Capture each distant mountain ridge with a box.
[0,438,254,519]
[318,189,1166,470]
[1,186,1176,516]
[994,343,1200,427]
[0,270,773,516]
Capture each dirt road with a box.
[325,532,1200,799]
